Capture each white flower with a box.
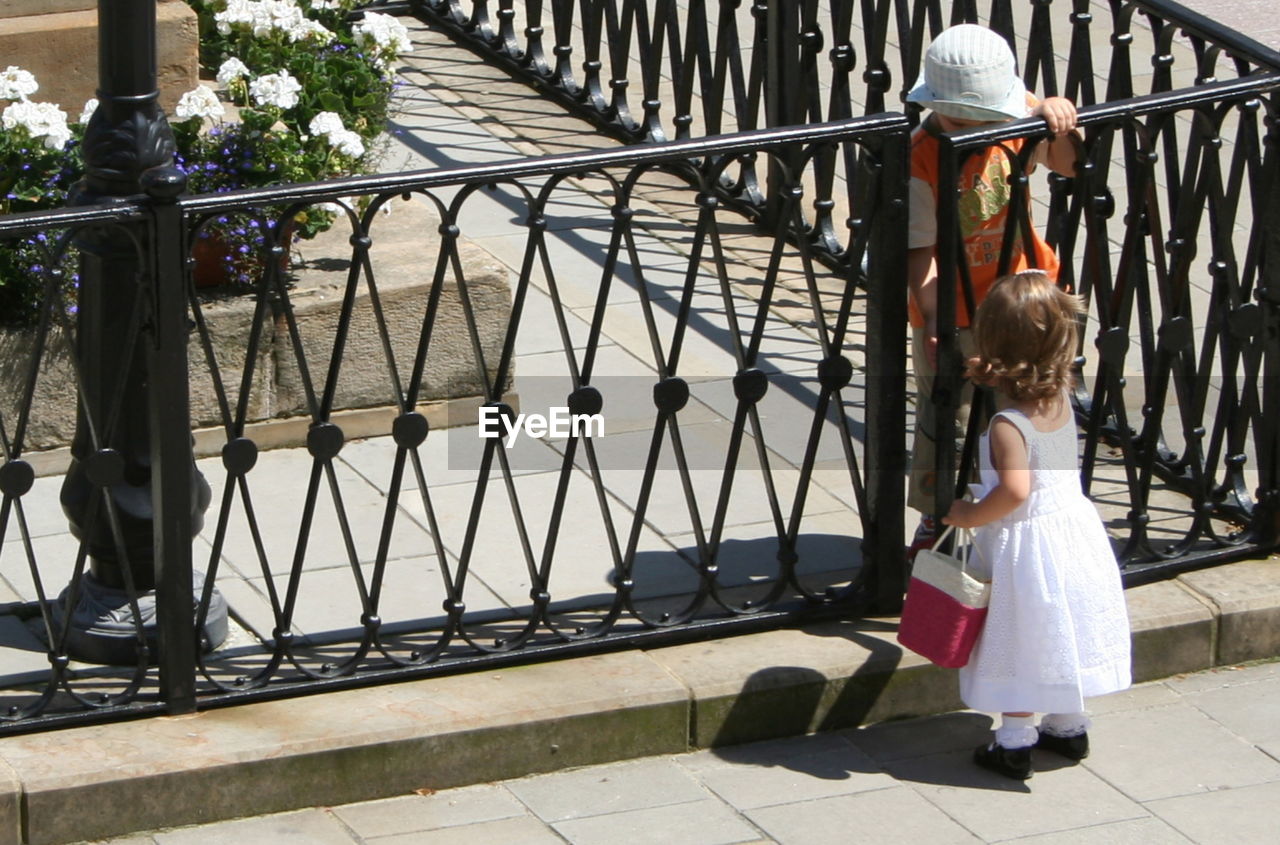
[260,0,300,37]
[308,0,343,9]
[353,11,412,65]
[175,85,226,121]
[214,0,334,43]
[249,71,302,110]
[216,57,251,87]
[1,100,71,149]
[0,66,39,101]
[79,98,99,124]
[329,129,365,158]
[308,110,345,137]
[290,19,334,43]
[306,111,365,157]
[214,0,256,35]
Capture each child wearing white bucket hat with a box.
[904,23,1080,562]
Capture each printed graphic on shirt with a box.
[958,153,1021,270]
[958,156,1014,238]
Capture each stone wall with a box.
[1,198,513,458]
[192,198,513,429]
[0,0,198,114]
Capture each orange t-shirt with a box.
[907,115,1060,328]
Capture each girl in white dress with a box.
[943,270,1131,780]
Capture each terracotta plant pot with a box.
[191,222,294,289]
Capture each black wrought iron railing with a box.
[397,0,1280,131]
[0,0,1275,732]
[930,75,1280,582]
[394,0,1280,259]
[0,116,910,730]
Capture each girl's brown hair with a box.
[970,270,1084,402]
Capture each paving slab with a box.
[506,757,708,823]
[373,814,565,845]
[1179,672,1280,744]
[550,797,763,845]
[329,785,525,838]
[1081,677,1181,714]
[0,616,54,684]
[1083,702,1280,802]
[744,787,983,845]
[844,710,996,764]
[680,740,895,809]
[1004,816,1194,845]
[198,447,435,578]
[149,809,353,845]
[1144,779,1280,845]
[883,749,1148,841]
[238,555,447,644]
[1157,656,1280,693]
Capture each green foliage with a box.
[0,0,409,317]
[0,117,85,326]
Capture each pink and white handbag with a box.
[897,525,991,668]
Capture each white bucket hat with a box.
[906,24,1029,121]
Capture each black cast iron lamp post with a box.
[57,0,227,669]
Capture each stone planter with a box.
[0,0,198,114]
[0,325,79,454]
[5,197,513,473]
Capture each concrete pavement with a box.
[1180,0,1280,51]
[84,657,1280,844]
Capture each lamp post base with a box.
[54,571,229,667]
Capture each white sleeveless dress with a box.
[958,403,1132,714]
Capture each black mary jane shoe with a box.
[1035,729,1090,760]
[973,742,1033,780]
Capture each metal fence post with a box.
[1258,96,1280,547]
[145,164,198,712]
[864,125,911,611]
[932,134,962,526]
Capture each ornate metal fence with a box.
[392,0,1280,575]
[0,0,1276,731]
[398,0,1280,255]
[930,76,1280,583]
[398,0,1280,130]
[0,116,909,730]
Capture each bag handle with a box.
[931,489,986,568]
[930,523,985,569]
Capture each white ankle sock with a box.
[1040,712,1090,737]
[995,714,1037,749]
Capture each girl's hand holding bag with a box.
[896,524,990,668]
